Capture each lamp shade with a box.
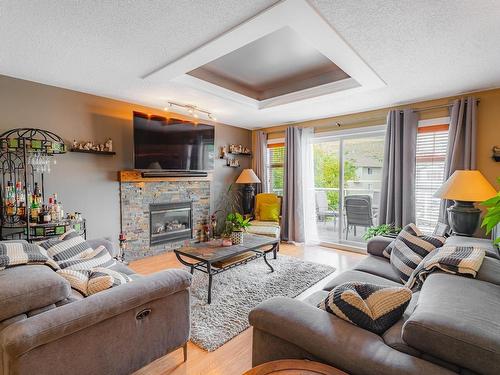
[434,170,497,202]
[235,169,261,184]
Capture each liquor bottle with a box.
[49,196,58,222]
[34,182,40,199]
[5,181,16,216]
[15,181,25,218]
[42,205,51,224]
[58,202,64,221]
[30,193,40,223]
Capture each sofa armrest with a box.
[366,236,393,257]
[1,269,191,357]
[249,297,455,375]
[86,237,118,257]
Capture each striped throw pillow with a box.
[41,235,115,270]
[389,224,446,283]
[318,282,412,334]
[57,267,132,296]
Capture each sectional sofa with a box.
[250,236,500,375]
[0,239,192,375]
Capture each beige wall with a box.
[0,74,251,244]
[254,88,500,188]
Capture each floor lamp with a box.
[236,169,261,215]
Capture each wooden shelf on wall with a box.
[118,170,213,183]
[71,149,116,155]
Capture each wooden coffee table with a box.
[174,234,279,303]
[244,359,348,375]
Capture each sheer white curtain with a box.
[302,128,318,244]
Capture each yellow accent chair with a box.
[247,193,282,254]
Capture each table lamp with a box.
[236,169,261,215]
[434,170,497,236]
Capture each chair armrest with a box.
[0,269,191,357]
[87,238,118,257]
[249,297,455,375]
[367,236,393,257]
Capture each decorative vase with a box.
[231,230,243,245]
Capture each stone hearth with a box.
[120,179,210,260]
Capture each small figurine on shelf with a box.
[105,138,113,152]
[220,146,227,159]
[72,140,78,149]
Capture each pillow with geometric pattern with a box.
[388,223,446,283]
[318,282,412,334]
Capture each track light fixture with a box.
[165,101,217,122]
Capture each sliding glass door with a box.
[311,128,385,248]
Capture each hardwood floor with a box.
[130,243,365,375]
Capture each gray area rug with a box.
[189,254,335,351]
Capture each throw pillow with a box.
[41,232,114,269]
[318,282,412,334]
[389,224,446,283]
[57,267,132,297]
[259,202,280,222]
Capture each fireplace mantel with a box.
[118,170,213,183]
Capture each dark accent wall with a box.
[0,74,251,245]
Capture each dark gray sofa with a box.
[250,236,500,375]
[0,239,192,375]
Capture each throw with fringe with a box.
[0,242,59,270]
[405,246,485,290]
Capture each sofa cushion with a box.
[382,319,421,357]
[0,265,70,321]
[353,256,402,283]
[322,269,401,292]
[318,282,412,334]
[476,256,500,285]
[390,226,446,283]
[367,236,394,257]
[247,221,280,239]
[402,273,500,375]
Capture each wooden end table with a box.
[174,234,279,304]
[244,359,348,375]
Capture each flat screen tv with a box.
[133,112,215,171]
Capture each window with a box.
[415,124,449,233]
[266,144,285,195]
[367,167,373,175]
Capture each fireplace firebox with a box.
[149,202,193,245]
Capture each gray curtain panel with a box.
[379,109,418,227]
[282,127,305,242]
[252,131,268,194]
[439,96,477,223]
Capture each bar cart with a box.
[0,128,85,242]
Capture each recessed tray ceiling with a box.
[188,27,350,101]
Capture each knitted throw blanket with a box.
[0,242,59,271]
[405,246,485,290]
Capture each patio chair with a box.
[344,195,374,240]
[315,191,338,228]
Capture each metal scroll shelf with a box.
[0,128,67,241]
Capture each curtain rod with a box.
[263,98,480,134]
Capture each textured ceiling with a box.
[1,0,500,128]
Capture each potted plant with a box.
[226,212,251,245]
[362,223,402,241]
[481,177,500,245]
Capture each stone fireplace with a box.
[119,171,210,260]
[149,201,193,245]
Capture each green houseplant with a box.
[481,177,500,245]
[362,224,402,241]
[226,212,251,245]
